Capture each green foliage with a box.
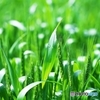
[0,83,8,100]
[0,0,100,100]
[0,41,19,95]
[42,22,61,88]
[17,81,42,100]
[90,74,100,89]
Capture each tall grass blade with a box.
[9,34,26,55]
[90,74,100,89]
[83,55,92,91]
[42,21,61,88]
[0,41,19,95]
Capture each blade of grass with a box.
[82,58,99,91]
[0,40,19,95]
[0,83,8,100]
[42,21,61,88]
[90,74,100,89]
[17,81,42,100]
[9,34,26,55]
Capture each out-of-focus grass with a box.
[0,0,100,100]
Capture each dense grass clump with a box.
[0,0,100,100]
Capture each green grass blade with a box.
[9,34,26,55]
[90,74,100,89]
[17,81,42,100]
[0,83,8,100]
[0,41,19,95]
[42,21,61,88]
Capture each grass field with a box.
[0,0,100,100]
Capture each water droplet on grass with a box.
[64,24,79,34]
[94,49,100,55]
[46,0,52,5]
[41,22,47,28]
[29,3,37,14]
[38,33,44,39]
[77,56,86,62]
[67,38,74,44]
[0,28,3,34]
[84,28,97,36]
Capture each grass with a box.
[0,0,100,100]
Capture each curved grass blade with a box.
[9,34,26,55]
[90,74,100,89]
[42,21,61,88]
[0,41,19,95]
[17,81,42,100]
[9,20,26,31]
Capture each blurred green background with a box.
[0,0,100,100]
[0,0,100,54]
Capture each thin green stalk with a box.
[21,51,25,76]
[83,55,92,91]
[53,65,59,99]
